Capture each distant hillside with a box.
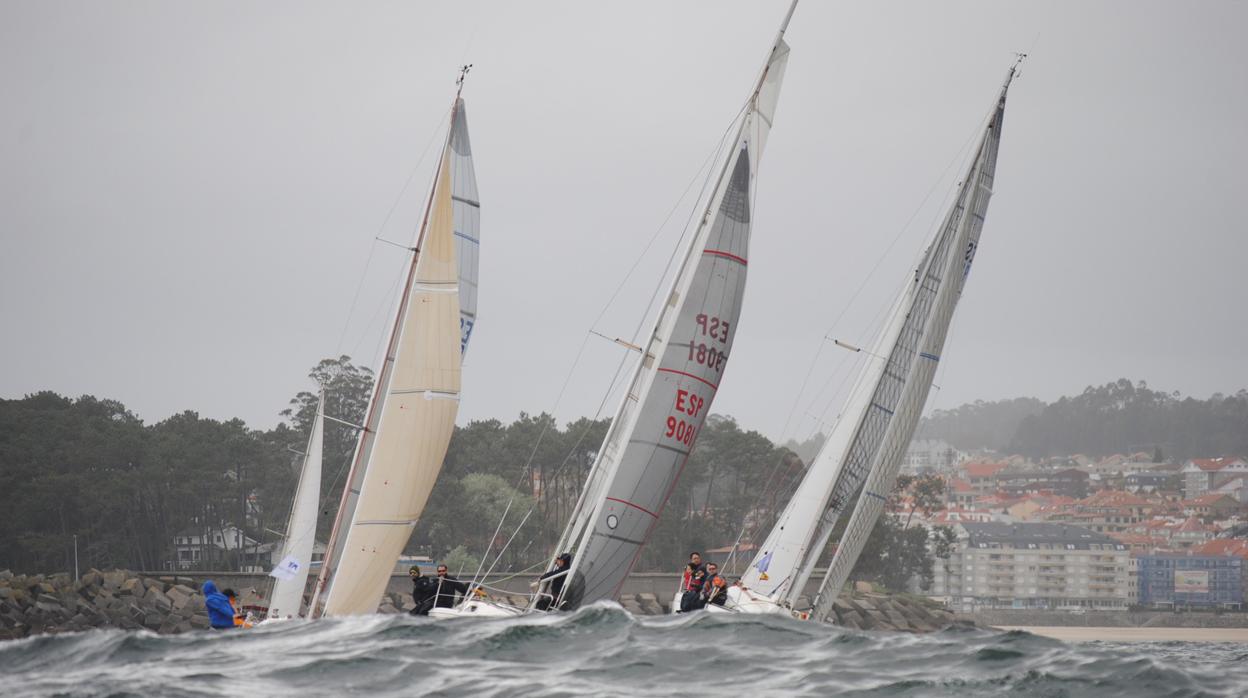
[917,397,1044,451]
[919,379,1248,461]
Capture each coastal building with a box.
[170,525,260,571]
[902,438,963,474]
[1182,493,1241,520]
[1137,552,1244,608]
[1182,457,1248,498]
[996,467,1090,499]
[1124,471,1175,494]
[930,522,1131,612]
[960,462,1008,494]
[1040,490,1153,534]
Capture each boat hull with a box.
[427,599,527,619]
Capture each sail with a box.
[807,69,1014,623]
[319,121,465,615]
[266,394,325,619]
[739,282,910,599]
[311,97,478,614]
[556,33,792,608]
[450,98,481,355]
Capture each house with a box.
[1171,517,1215,549]
[1125,471,1175,494]
[996,467,1090,499]
[1042,490,1153,534]
[902,438,963,474]
[960,462,1008,494]
[947,478,978,507]
[1216,477,1248,505]
[171,525,261,571]
[1007,494,1075,522]
[1181,493,1241,520]
[1182,457,1248,497]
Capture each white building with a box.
[903,439,963,475]
[1182,457,1248,498]
[171,525,259,570]
[931,522,1131,612]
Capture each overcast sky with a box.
[2,0,1245,447]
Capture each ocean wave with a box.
[1,603,1245,697]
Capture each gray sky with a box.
[2,0,1245,447]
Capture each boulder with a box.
[143,613,163,631]
[102,570,126,591]
[147,590,173,612]
[119,578,142,596]
[189,615,210,630]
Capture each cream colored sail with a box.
[321,132,463,616]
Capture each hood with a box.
[202,581,220,596]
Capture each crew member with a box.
[432,564,470,609]
[534,552,572,611]
[408,565,437,616]
[701,563,727,608]
[679,552,707,613]
[222,588,252,628]
[202,581,237,630]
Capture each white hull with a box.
[427,599,527,619]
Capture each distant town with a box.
[897,440,1246,612]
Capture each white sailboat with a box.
[727,58,1022,619]
[265,393,325,620]
[434,2,796,620]
[308,69,481,617]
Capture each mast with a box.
[310,67,474,617]
[807,60,1019,623]
[552,1,797,608]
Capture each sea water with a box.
[2,604,1246,697]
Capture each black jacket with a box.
[433,575,469,608]
[411,576,437,606]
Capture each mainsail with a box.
[805,64,1018,623]
[553,3,795,609]
[310,81,477,617]
[266,393,325,619]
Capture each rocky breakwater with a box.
[823,591,962,633]
[0,569,211,640]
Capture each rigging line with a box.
[333,105,453,356]
[782,109,989,441]
[509,103,748,491]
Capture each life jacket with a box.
[683,565,707,592]
[703,575,727,605]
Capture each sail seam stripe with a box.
[864,491,888,502]
[452,195,481,207]
[919,352,940,361]
[702,249,748,266]
[604,497,660,519]
[656,368,719,390]
[871,402,895,416]
[454,231,480,244]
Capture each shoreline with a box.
[997,625,1248,642]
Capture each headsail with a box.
[266,393,325,619]
[554,3,795,608]
[805,64,1017,623]
[311,84,476,616]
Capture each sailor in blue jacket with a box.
[202,580,237,629]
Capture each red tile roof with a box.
[963,462,1008,478]
[1187,457,1248,472]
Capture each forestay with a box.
[266,394,325,619]
[555,15,793,608]
[807,65,1016,623]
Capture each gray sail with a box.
[554,23,793,608]
[808,67,1014,623]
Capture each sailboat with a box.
[307,68,482,617]
[726,58,1022,619]
[265,393,325,619]
[433,2,796,619]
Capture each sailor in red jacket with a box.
[679,552,707,612]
